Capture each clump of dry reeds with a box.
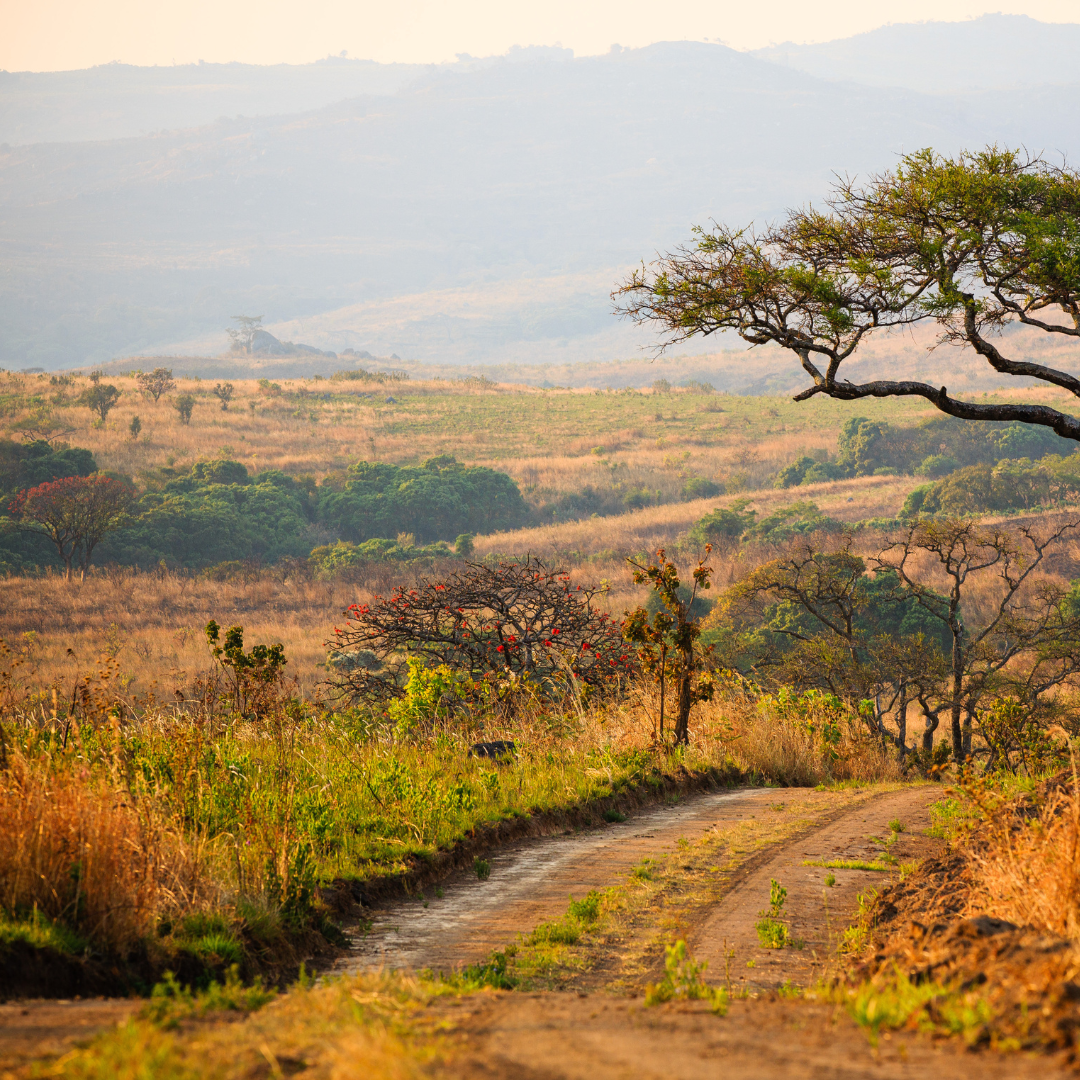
[963,769,1080,938]
[0,743,211,955]
[700,684,902,786]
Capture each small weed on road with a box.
[645,939,728,1014]
[755,879,789,949]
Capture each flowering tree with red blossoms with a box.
[8,474,133,580]
[327,557,636,706]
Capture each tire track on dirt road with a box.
[332,784,939,980]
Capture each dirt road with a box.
[332,785,777,976]
[8,783,1056,1078]
[333,784,936,986]
[449,992,1062,1079]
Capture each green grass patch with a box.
[644,939,727,1013]
[925,796,970,839]
[833,968,993,1046]
[141,966,276,1028]
[0,909,87,955]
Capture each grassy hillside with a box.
[0,368,1019,509]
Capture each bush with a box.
[774,416,1074,489]
[684,501,756,547]
[317,456,528,543]
[743,501,842,543]
[328,557,635,706]
[682,477,723,500]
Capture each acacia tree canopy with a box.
[615,147,1080,440]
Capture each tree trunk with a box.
[950,621,965,760]
[657,643,666,742]
[922,711,939,753]
[674,668,692,746]
[896,683,908,762]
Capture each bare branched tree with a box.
[876,517,1080,760]
[327,557,634,706]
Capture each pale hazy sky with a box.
[3,0,1078,72]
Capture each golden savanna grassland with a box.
[7,366,1058,509]
[4,366,1080,696]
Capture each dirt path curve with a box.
[333,785,937,979]
[690,785,937,991]
[332,786,782,975]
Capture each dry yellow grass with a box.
[0,368,962,515]
[0,746,209,954]
[964,772,1080,939]
[473,475,914,560]
[0,560,650,700]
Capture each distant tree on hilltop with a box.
[228,315,263,354]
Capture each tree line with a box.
[0,443,528,576]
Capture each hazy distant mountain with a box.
[0,57,426,145]
[0,28,1078,371]
[751,14,1080,93]
[0,46,574,146]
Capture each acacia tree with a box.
[715,543,948,756]
[327,557,634,706]
[9,475,134,580]
[136,368,176,403]
[615,147,1080,440]
[227,316,263,354]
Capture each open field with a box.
[6,367,1080,522]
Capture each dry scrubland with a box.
[0,365,928,694]
[7,368,1080,1072]
[6,506,1080,700]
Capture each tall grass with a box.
[963,771,1080,938]
[0,659,899,965]
[0,743,209,955]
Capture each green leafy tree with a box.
[616,147,1080,442]
[136,368,175,403]
[712,542,949,756]
[623,547,715,745]
[318,456,528,543]
[79,373,121,423]
[175,394,196,425]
